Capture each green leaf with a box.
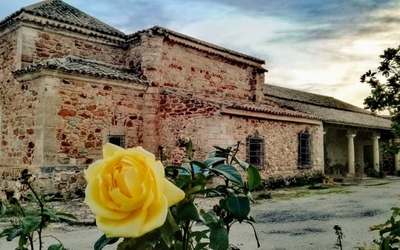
[194,242,209,250]
[21,216,41,235]
[200,210,218,226]
[191,160,208,170]
[182,158,192,163]
[44,207,60,222]
[165,166,191,175]
[48,243,64,250]
[247,165,261,190]
[55,211,78,221]
[160,211,179,248]
[188,188,221,197]
[44,195,55,202]
[178,201,200,221]
[0,228,14,238]
[94,234,120,250]
[209,226,228,250]
[233,157,249,170]
[18,234,27,250]
[210,164,243,185]
[204,157,226,167]
[191,230,209,242]
[227,194,250,222]
[6,228,22,241]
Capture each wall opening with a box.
[246,131,265,170]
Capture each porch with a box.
[323,124,398,177]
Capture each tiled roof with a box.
[264,84,391,129]
[264,84,369,113]
[227,103,320,120]
[128,26,266,64]
[0,0,125,37]
[12,56,147,84]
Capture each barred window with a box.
[298,133,312,168]
[246,132,265,170]
[108,134,125,148]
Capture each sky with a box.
[1,0,400,108]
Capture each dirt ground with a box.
[1,178,399,250]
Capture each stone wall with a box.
[158,36,264,103]
[20,26,127,68]
[39,75,146,166]
[158,92,220,164]
[0,28,30,166]
[158,92,324,179]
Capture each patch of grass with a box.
[273,189,354,200]
[315,189,354,195]
[357,245,379,250]
[365,182,390,187]
[255,192,272,200]
[308,184,330,190]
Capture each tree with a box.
[361,45,400,152]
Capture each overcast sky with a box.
[2,0,400,108]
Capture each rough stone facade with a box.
[0,0,329,196]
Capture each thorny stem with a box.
[27,182,44,250]
[229,142,240,165]
[182,220,191,250]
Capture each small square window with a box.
[108,134,125,148]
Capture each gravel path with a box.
[1,178,399,250]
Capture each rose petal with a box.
[96,195,167,238]
[139,195,168,236]
[148,160,165,200]
[103,143,124,158]
[163,179,185,207]
[126,147,155,161]
[84,159,104,182]
[84,177,129,220]
[96,208,145,238]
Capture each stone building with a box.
[0,0,393,194]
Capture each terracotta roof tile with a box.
[13,56,147,84]
[264,84,391,129]
[0,0,125,37]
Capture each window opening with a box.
[246,131,265,170]
[108,134,125,148]
[298,132,312,168]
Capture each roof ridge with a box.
[128,25,265,64]
[23,0,54,11]
[264,84,368,114]
[264,84,334,99]
[0,0,125,37]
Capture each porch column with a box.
[371,135,380,172]
[346,133,356,175]
[395,153,400,171]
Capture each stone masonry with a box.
[0,0,325,196]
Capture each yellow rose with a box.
[84,143,185,238]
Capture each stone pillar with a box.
[395,153,400,171]
[371,135,380,172]
[346,134,356,175]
